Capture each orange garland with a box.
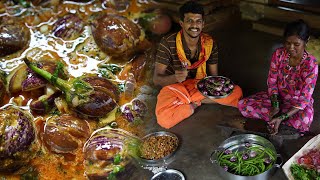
[176,30,214,79]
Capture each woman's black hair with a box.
[179,1,204,21]
[283,19,310,42]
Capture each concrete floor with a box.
[139,20,320,180]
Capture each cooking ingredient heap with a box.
[290,149,320,180]
[197,76,234,97]
[218,143,276,176]
[140,135,179,160]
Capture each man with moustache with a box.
[153,1,243,129]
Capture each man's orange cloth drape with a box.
[156,80,242,129]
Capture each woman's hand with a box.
[268,117,282,135]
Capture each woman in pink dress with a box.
[238,19,318,134]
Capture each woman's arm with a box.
[267,50,281,96]
[268,107,300,135]
[267,50,282,118]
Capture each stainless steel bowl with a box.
[137,131,179,167]
[210,134,282,180]
[151,169,185,180]
[197,75,234,99]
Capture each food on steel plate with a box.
[140,134,179,160]
[217,142,276,176]
[197,76,234,98]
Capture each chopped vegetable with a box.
[290,148,320,180]
[291,164,320,180]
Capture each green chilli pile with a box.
[217,143,276,176]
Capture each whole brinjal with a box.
[24,58,118,118]
[0,18,30,57]
[8,60,68,94]
[91,13,143,57]
[0,105,39,173]
[131,54,147,82]
[52,14,85,40]
[43,114,90,153]
[83,127,141,179]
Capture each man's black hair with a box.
[179,1,204,21]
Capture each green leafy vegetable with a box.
[17,0,30,8]
[291,164,320,180]
[99,64,122,74]
[114,154,122,165]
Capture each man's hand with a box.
[268,117,282,135]
[175,69,188,83]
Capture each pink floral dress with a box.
[238,47,318,132]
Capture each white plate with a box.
[282,134,320,180]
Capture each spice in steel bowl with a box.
[140,135,179,160]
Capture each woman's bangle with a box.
[271,101,279,108]
[279,113,289,121]
[271,94,278,101]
